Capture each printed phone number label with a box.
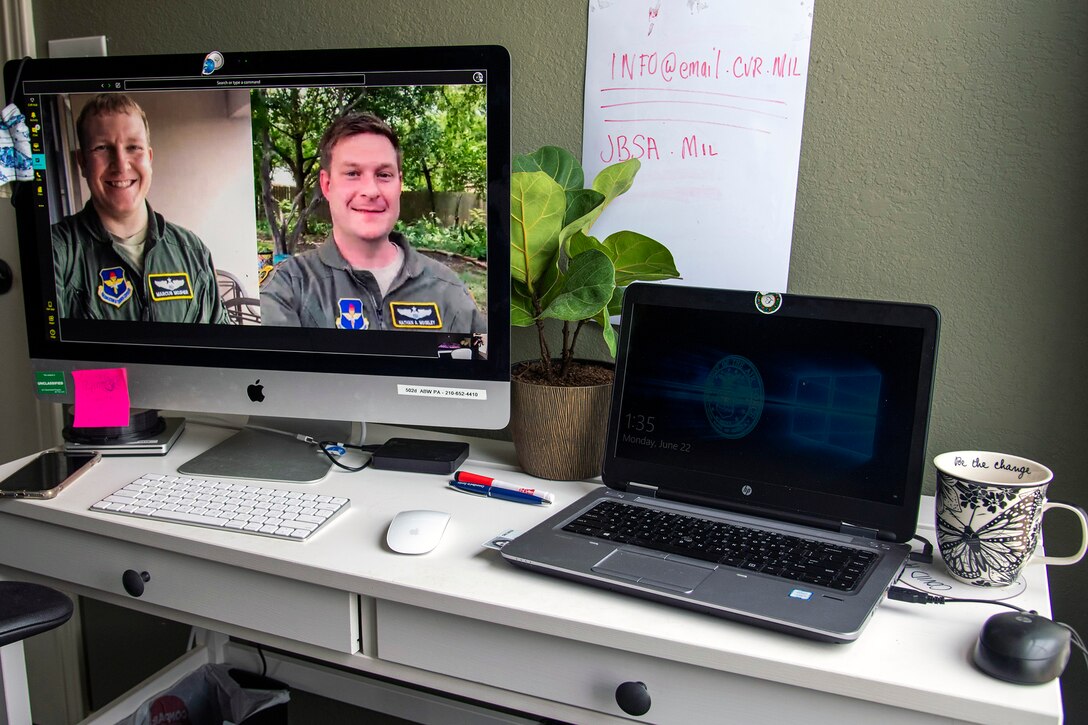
[397,384,487,400]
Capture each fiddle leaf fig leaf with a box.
[606,285,625,317]
[539,249,616,321]
[601,230,681,286]
[582,158,640,228]
[567,230,603,260]
[511,292,536,327]
[534,249,564,311]
[594,307,619,357]
[510,171,566,289]
[559,188,606,247]
[513,145,584,191]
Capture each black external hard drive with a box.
[370,438,470,475]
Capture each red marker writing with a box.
[453,471,555,503]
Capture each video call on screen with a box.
[27,66,492,360]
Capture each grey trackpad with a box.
[593,549,714,593]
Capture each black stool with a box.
[1,582,75,724]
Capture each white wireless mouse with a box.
[386,510,451,554]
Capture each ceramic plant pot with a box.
[510,361,614,481]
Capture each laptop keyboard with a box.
[563,500,878,591]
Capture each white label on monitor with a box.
[397,384,487,400]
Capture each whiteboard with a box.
[582,0,815,292]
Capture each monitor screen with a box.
[5,46,511,453]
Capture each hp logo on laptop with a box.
[741,485,753,496]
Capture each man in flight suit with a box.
[51,94,229,323]
[260,112,484,333]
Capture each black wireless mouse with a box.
[973,612,1071,684]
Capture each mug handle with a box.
[1036,501,1088,566]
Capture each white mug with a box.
[934,451,1088,587]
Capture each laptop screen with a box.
[603,285,940,541]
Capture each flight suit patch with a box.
[97,267,133,308]
[148,273,194,302]
[390,301,442,329]
[337,298,369,329]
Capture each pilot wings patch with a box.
[390,301,442,329]
[148,272,194,302]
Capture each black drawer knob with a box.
[0,260,12,295]
[615,680,651,716]
[122,570,151,597]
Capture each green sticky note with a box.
[35,371,67,395]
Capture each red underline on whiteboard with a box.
[600,99,788,120]
[600,116,770,133]
[599,86,787,106]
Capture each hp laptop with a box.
[501,284,940,642]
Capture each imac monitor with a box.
[5,45,511,479]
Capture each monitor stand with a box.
[178,417,357,483]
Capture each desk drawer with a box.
[0,516,358,654]
[377,602,941,723]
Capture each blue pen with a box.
[448,480,551,505]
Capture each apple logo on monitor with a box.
[247,379,265,403]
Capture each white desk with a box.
[0,423,1064,724]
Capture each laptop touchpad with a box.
[593,549,714,593]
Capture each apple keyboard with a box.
[90,473,349,541]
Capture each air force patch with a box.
[336,298,369,329]
[97,267,132,307]
[148,273,194,302]
[390,301,441,329]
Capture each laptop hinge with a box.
[839,522,884,540]
[627,482,659,497]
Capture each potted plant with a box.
[509,146,680,479]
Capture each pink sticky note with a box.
[72,368,131,428]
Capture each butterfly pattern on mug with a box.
[936,478,1045,587]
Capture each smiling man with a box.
[260,112,484,333]
[50,94,228,323]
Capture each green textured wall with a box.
[32,0,1088,717]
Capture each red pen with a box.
[453,471,556,503]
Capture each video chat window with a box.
[42,82,489,348]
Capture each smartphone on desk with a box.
[0,449,101,499]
